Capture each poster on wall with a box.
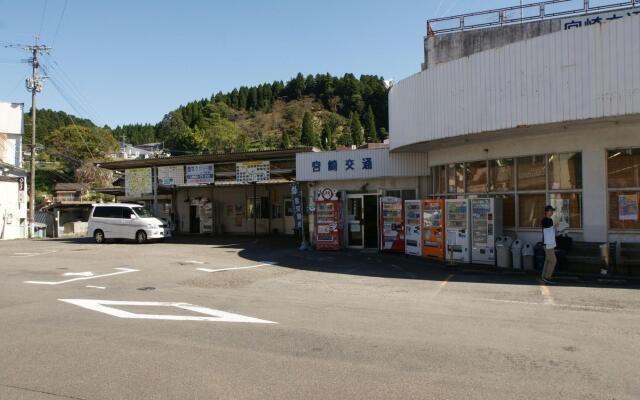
[185,164,215,185]
[157,165,185,186]
[551,198,571,231]
[125,168,152,197]
[618,194,639,221]
[236,161,270,183]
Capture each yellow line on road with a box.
[538,281,556,305]
[432,273,455,298]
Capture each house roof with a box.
[96,147,312,170]
[54,182,89,192]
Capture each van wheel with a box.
[135,230,147,244]
[94,230,105,244]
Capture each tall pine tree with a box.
[364,105,377,143]
[300,111,317,146]
[349,112,364,146]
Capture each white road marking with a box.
[473,297,634,312]
[63,272,95,277]
[11,250,57,258]
[182,260,205,265]
[59,299,277,324]
[24,268,139,285]
[86,285,106,289]
[196,261,276,273]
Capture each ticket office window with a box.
[608,148,640,230]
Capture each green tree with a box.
[300,111,317,146]
[156,112,198,154]
[46,125,118,168]
[363,105,377,143]
[280,131,291,149]
[349,112,364,146]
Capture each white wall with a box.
[0,180,27,240]
[390,14,640,150]
[424,120,640,243]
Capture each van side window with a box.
[121,208,134,219]
[93,207,108,218]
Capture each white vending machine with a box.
[404,200,422,256]
[445,199,471,263]
[470,198,503,265]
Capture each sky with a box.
[0,0,520,127]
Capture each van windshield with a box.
[133,207,154,218]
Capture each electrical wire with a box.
[38,0,49,38]
[51,0,68,47]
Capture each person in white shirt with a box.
[541,205,557,284]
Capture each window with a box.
[284,199,293,217]
[548,153,582,190]
[430,152,582,230]
[385,189,416,201]
[122,208,134,219]
[432,165,446,194]
[607,148,640,231]
[518,194,546,228]
[447,163,464,194]
[608,148,640,188]
[517,155,546,190]
[93,207,123,219]
[550,192,582,229]
[466,161,487,193]
[247,197,270,219]
[133,207,154,218]
[490,159,514,192]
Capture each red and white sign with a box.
[316,188,338,201]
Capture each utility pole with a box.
[24,36,50,238]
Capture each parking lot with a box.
[0,237,639,400]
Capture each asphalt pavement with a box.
[0,236,638,400]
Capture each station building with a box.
[389,2,640,246]
[97,148,308,237]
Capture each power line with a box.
[38,0,49,37]
[51,0,68,47]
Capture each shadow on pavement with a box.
[48,235,639,289]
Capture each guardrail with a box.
[427,0,640,35]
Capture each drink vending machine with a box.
[379,196,405,252]
[404,200,422,256]
[422,199,445,260]
[314,188,341,251]
[470,198,503,265]
[445,199,471,263]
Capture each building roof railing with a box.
[427,0,639,35]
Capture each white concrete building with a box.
[0,102,28,240]
[390,3,640,245]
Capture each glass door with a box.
[347,195,364,248]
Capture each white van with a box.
[88,203,170,244]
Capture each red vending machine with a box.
[379,196,405,252]
[314,188,341,251]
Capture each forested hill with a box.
[113,73,390,154]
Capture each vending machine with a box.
[422,199,445,260]
[314,188,341,251]
[379,196,405,252]
[470,198,503,265]
[404,200,422,256]
[445,199,471,263]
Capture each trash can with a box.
[522,243,535,271]
[511,240,523,270]
[496,236,513,268]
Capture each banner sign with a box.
[185,164,214,185]
[291,183,303,230]
[157,165,185,186]
[125,168,152,197]
[236,161,270,183]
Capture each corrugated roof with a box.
[97,147,312,170]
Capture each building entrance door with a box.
[347,194,378,249]
[283,198,295,235]
[189,205,200,234]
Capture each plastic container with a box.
[511,239,523,269]
[521,243,535,270]
[496,236,513,268]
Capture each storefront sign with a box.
[185,164,215,185]
[563,9,639,31]
[157,165,185,186]
[316,188,338,201]
[291,183,303,230]
[125,168,152,197]
[618,194,638,221]
[236,161,270,183]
